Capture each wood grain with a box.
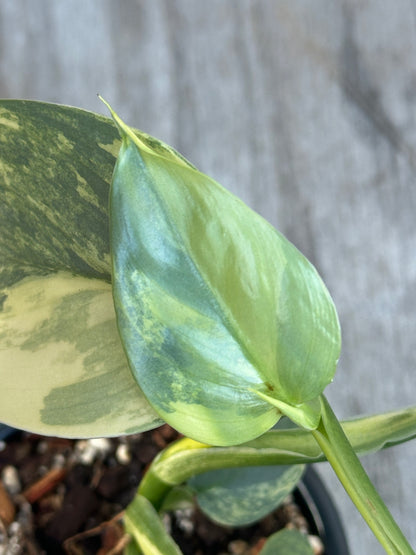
[1,1,415,552]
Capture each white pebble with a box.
[74,440,96,465]
[116,444,131,465]
[174,508,194,535]
[308,534,324,555]
[37,440,49,454]
[229,539,249,554]
[8,522,20,535]
[89,438,112,456]
[1,466,21,495]
[74,438,112,465]
[52,453,66,469]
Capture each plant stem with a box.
[124,494,183,555]
[312,395,414,555]
[138,438,210,508]
[138,406,416,505]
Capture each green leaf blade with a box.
[0,100,118,284]
[110,110,341,445]
[0,100,162,437]
[111,136,280,446]
[260,529,314,555]
[189,464,304,527]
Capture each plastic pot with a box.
[295,466,350,555]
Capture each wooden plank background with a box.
[1,1,415,553]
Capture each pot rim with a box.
[295,465,350,555]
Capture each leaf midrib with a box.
[118,137,271,393]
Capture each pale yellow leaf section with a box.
[0,273,162,437]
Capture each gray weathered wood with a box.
[1,1,415,552]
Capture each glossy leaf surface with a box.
[0,100,162,437]
[189,464,304,526]
[109,107,341,445]
[260,529,313,555]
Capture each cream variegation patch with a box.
[0,108,20,131]
[0,272,162,437]
[98,137,121,156]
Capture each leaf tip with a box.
[97,95,131,142]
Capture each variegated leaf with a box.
[0,100,162,437]
[108,105,341,446]
[189,464,305,527]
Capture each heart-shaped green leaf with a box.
[188,464,304,527]
[109,106,341,445]
[0,100,162,437]
[260,529,314,555]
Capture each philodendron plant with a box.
[1,99,416,555]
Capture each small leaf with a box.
[109,106,341,445]
[260,529,314,555]
[188,464,304,527]
[0,100,162,436]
